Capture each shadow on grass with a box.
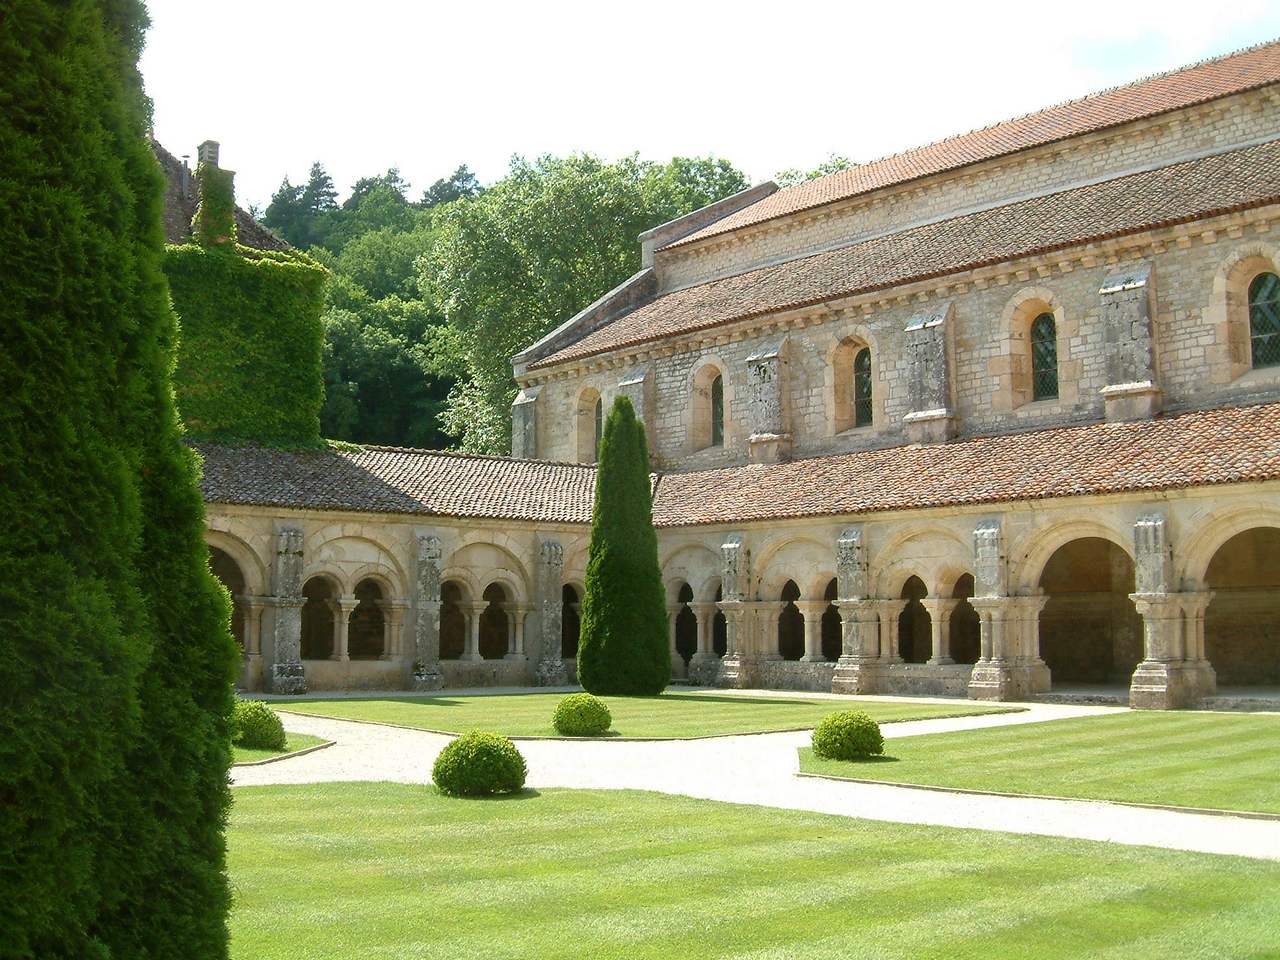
[824,755,901,766]
[433,787,543,802]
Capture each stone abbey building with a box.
[201,43,1280,708]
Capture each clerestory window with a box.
[1030,312,1058,401]
[1249,272,1280,369]
[853,347,873,427]
[710,374,724,447]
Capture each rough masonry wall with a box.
[534,215,1280,469]
[655,87,1280,293]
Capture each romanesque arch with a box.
[949,573,980,665]
[479,582,511,660]
[1037,537,1140,686]
[1207,241,1280,383]
[348,577,386,659]
[301,574,338,660]
[439,580,468,660]
[208,546,247,650]
[778,580,804,661]
[1202,526,1280,685]
[898,575,930,664]
[998,286,1068,410]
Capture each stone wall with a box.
[654,87,1280,293]
[529,211,1280,469]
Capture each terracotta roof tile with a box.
[198,404,1280,526]
[651,402,1280,526]
[533,140,1280,369]
[671,41,1280,248]
[196,444,597,523]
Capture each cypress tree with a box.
[577,397,671,696]
[0,3,237,957]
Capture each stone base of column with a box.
[967,660,1011,700]
[534,656,568,687]
[831,657,882,695]
[1129,660,1203,710]
[411,660,445,692]
[1013,660,1051,697]
[1187,659,1218,699]
[269,660,307,696]
[669,653,688,680]
[687,654,721,686]
[716,654,757,689]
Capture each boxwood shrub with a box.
[433,731,527,797]
[552,693,612,736]
[233,700,286,751]
[812,710,884,761]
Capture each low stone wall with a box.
[439,659,533,688]
[302,658,407,691]
[755,659,837,692]
[880,662,974,698]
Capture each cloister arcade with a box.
[202,493,1280,705]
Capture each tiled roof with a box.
[532,139,1280,369]
[195,443,597,523]
[198,403,1280,526]
[671,41,1280,249]
[153,141,290,252]
[651,402,1280,526]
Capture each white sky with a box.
[140,0,1280,210]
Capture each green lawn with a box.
[229,783,1280,960]
[232,732,326,765]
[275,690,1015,738]
[800,711,1280,814]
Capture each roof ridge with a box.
[357,442,597,470]
[789,37,1280,200]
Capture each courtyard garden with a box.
[799,711,1280,814]
[232,732,327,765]
[228,782,1280,960]
[275,690,1016,738]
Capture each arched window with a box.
[853,347,873,427]
[439,581,465,660]
[208,547,247,650]
[594,396,603,452]
[1249,272,1280,369]
[301,577,335,660]
[479,583,509,660]
[710,374,724,447]
[561,584,581,658]
[348,579,386,659]
[1030,312,1058,400]
[778,580,804,661]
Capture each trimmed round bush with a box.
[233,699,287,751]
[552,693,613,737]
[812,710,884,761]
[432,731,527,797]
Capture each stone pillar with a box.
[268,525,307,695]
[461,601,485,662]
[1099,263,1161,421]
[715,600,752,688]
[756,600,787,660]
[968,597,1014,700]
[379,600,408,660]
[744,339,792,463]
[1006,594,1050,695]
[533,538,568,686]
[1178,591,1217,698]
[667,607,686,679]
[332,595,359,662]
[1127,511,1202,709]
[797,600,827,662]
[243,596,267,658]
[504,603,531,660]
[411,533,444,691]
[831,599,882,694]
[873,599,907,662]
[510,385,541,458]
[921,598,959,664]
[902,302,956,443]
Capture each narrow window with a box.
[593,396,603,455]
[1249,272,1280,369]
[1030,312,1058,401]
[853,347,873,427]
[710,374,724,447]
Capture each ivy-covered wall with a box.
[166,242,327,445]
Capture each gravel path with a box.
[232,699,1280,861]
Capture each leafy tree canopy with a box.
[422,152,749,452]
[775,154,856,188]
[422,164,483,208]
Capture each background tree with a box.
[0,1,236,956]
[775,154,856,188]
[423,152,749,452]
[421,163,483,208]
[576,398,670,696]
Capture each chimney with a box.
[197,140,220,167]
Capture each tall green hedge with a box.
[165,242,327,447]
[0,2,238,957]
[576,397,671,696]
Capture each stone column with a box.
[1127,511,1202,710]
[755,601,787,660]
[1178,591,1217,698]
[831,599,882,694]
[504,604,531,660]
[715,600,751,688]
[968,597,1014,700]
[461,601,486,662]
[243,596,267,658]
[921,598,959,665]
[332,595,359,662]
[411,533,444,691]
[667,607,686,679]
[715,534,754,688]
[268,525,307,695]
[690,602,718,659]
[873,599,907,662]
[797,600,827,662]
[379,600,408,660]
[533,538,568,686]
